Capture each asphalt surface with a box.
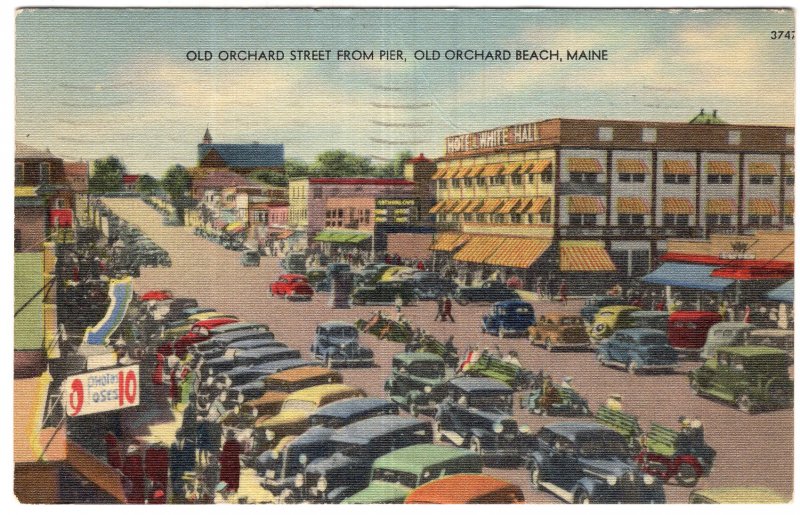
[103,198,794,504]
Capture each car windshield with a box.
[372,468,419,489]
[407,361,445,379]
[282,399,318,412]
[468,392,512,412]
[576,431,630,459]
[323,326,358,339]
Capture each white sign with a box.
[62,365,140,417]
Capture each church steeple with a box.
[202,127,213,144]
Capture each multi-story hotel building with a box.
[427,113,794,286]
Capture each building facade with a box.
[189,128,285,179]
[429,115,794,285]
[288,178,309,229]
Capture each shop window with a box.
[541,171,553,183]
[364,209,370,224]
[338,208,344,218]
[728,130,741,145]
[511,175,523,185]
[664,174,691,184]
[569,214,597,226]
[438,180,448,189]
[540,211,551,223]
[462,213,472,222]
[451,178,461,188]
[783,215,793,225]
[749,175,775,185]
[598,127,614,141]
[492,213,506,223]
[642,128,657,143]
[707,174,733,185]
[786,133,794,145]
[451,213,460,222]
[784,176,794,185]
[476,177,487,186]
[510,213,522,223]
[748,215,773,226]
[313,187,322,199]
[706,214,732,226]
[463,178,473,187]
[618,214,645,226]
[475,213,486,223]
[663,214,689,227]
[490,176,506,185]
[39,162,50,183]
[570,172,598,183]
[619,173,645,183]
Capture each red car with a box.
[668,311,722,352]
[270,274,314,300]
[164,317,239,358]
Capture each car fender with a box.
[470,427,490,441]
[672,454,703,477]
[627,353,642,365]
[575,475,605,500]
[525,452,545,472]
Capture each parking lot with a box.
[103,197,794,503]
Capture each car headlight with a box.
[424,386,432,394]
[519,424,530,434]
[643,474,655,486]
[294,473,304,488]
[317,476,328,492]
[606,476,618,486]
[493,422,504,434]
[265,430,276,441]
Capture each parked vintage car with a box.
[163,315,238,343]
[197,336,282,360]
[433,377,532,461]
[240,249,261,267]
[688,487,788,504]
[302,415,433,503]
[342,444,482,504]
[630,310,670,331]
[579,295,629,324]
[384,353,449,416]
[481,300,536,338]
[596,329,679,375]
[166,317,241,357]
[588,305,641,343]
[746,328,794,358]
[310,321,374,367]
[245,366,343,418]
[406,271,458,300]
[528,313,591,351]
[525,422,665,504]
[688,346,793,413]
[190,322,274,356]
[204,346,301,378]
[270,274,314,301]
[280,252,307,274]
[699,322,754,359]
[667,311,722,353]
[225,358,319,400]
[404,474,525,504]
[308,397,400,429]
[350,281,418,306]
[305,268,330,291]
[634,422,716,487]
[255,384,367,449]
[454,281,520,305]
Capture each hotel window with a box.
[706,214,732,226]
[451,178,461,188]
[749,175,775,185]
[464,178,473,187]
[450,213,460,222]
[664,174,690,184]
[15,162,23,184]
[511,175,523,185]
[540,211,551,223]
[438,180,448,189]
[663,214,689,226]
[748,215,773,226]
[492,213,506,223]
[570,172,598,183]
[786,134,794,145]
[728,130,741,145]
[541,171,553,183]
[476,177,487,186]
[39,162,50,183]
[598,127,614,141]
[475,213,486,223]
[510,213,522,223]
[619,173,645,183]
[618,214,645,226]
[569,214,597,226]
[462,213,472,222]
[707,174,733,185]
[490,176,506,185]
[642,128,657,143]
[783,176,794,185]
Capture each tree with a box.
[252,170,289,188]
[284,159,310,178]
[312,150,375,177]
[161,164,191,224]
[378,151,413,178]
[135,174,159,196]
[89,156,125,193]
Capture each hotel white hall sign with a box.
[445,122,541,155]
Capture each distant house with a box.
[121,174,140,192]
[190,128,285,179]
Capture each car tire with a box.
[530,462,544,490]
[627,360,639,375]
[544,337,553,352]
[468,436,482,456]
[676,463,699,487]
[736,394,754,414]
[574,488,591,504]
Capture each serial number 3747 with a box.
[770,30,794,40]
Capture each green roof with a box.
[314,230,372,244]
[717,345,788,357]
[372,444,478,474]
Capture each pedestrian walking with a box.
[435,296,444,321]
[559,279,568,303]
[218,430,243,493]
[443,296,455,323]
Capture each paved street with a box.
[104,197,794,503]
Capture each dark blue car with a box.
[310,322,374,367]
[197,336,283,360]
[596,329,679,375]
[525,422,665,504]
[225,359,318,400]
[204,346,301,377]
[481,300,536,338]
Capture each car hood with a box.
[471,408,514,423]
[321,336,359,346]
[306,452,358,476]
[258,410,311,429]
[342,481,410,504]
[580,457,639,479]
[246,391,289,411]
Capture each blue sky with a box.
[15,8,795,176]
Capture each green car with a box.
[342,444,482,504]
[351,281,417,306]
[384,353,449,416]
[688,345,793,414]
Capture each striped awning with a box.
[616,159,649,173]
[453,235,506,264]
[442,167,461,179]
[560,241,616,272]
[616,197,650,215]
[462,199,484,213]
[454,166,472,178]
[785,200,794,216]
[528,159,552,174]
[430,232,471,252]
[480,164,505,177]
[502,163,522,175]
[663,160,696,175]
[451,199,472,214]
[478,198,504,213]
[662,197,695,215]
[431,167,447,180]
[748,162,778,176]
[705,198,737,215]
[567,158,602,173]
[568,196,605,214]
[429,199,448,214]
[783,162,794,175]
[526,197,551,214]
[466,165,485,178]
[497,198,521,214]
[747,199,779,216]
[705,161,736,175]
[484,238,551,268]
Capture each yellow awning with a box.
[525,197,551,214]
[14,186,38,198]
[451,199,472,213]
[705,198,737,215]
[785,200,794,216]
[568,196,605,214]
[528,159,552,174]
[663,160,695,175]
[429,199,448,214]
[454,166,472,178]
[477,198,504,213]
[442,167,461,179]
[502,163,522,175]
[705,161,736,175]
[662,197,694,215]
[485,238,551,268]
[616,159,649,173]
[497,198,521,214]
[617,197,650,215]
[466,165,485,178]
[748,163,778,176]
[567,158,602,173]
[453,235,506,264]
[462,199,483,213]
[430,232,471,252]
[480,164,505,177]
[747,199,778,216]
[560,241,616,272]
[431,167,447,180]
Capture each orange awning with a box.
[451,199,472,213]
[430,232,471,252]
[525,197,551,214]
[747,199,778,216]
[484,238,551,268]
[616,197,650,215]
[454,166,472,178]
[453,235,506,264]
[528,159,552,174]
[748,162,778,176]
[560,242,616,272]
[442,167,461,179]
[616,159,649,173]
[431,167,447,180]
[466,165,485,178]
[462,199,483,213]
[705,198,737,215]
[497,198,521,214]
[663,160,695,175]
[785,200,794,216]
[567,158,603,173]
[568,196,605,214]
[480,164,505,177]
[477,198,504,213]
[429,199,447,214]
[705,161,736,175]
[502,163,522,175]
[662,197,694,215]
